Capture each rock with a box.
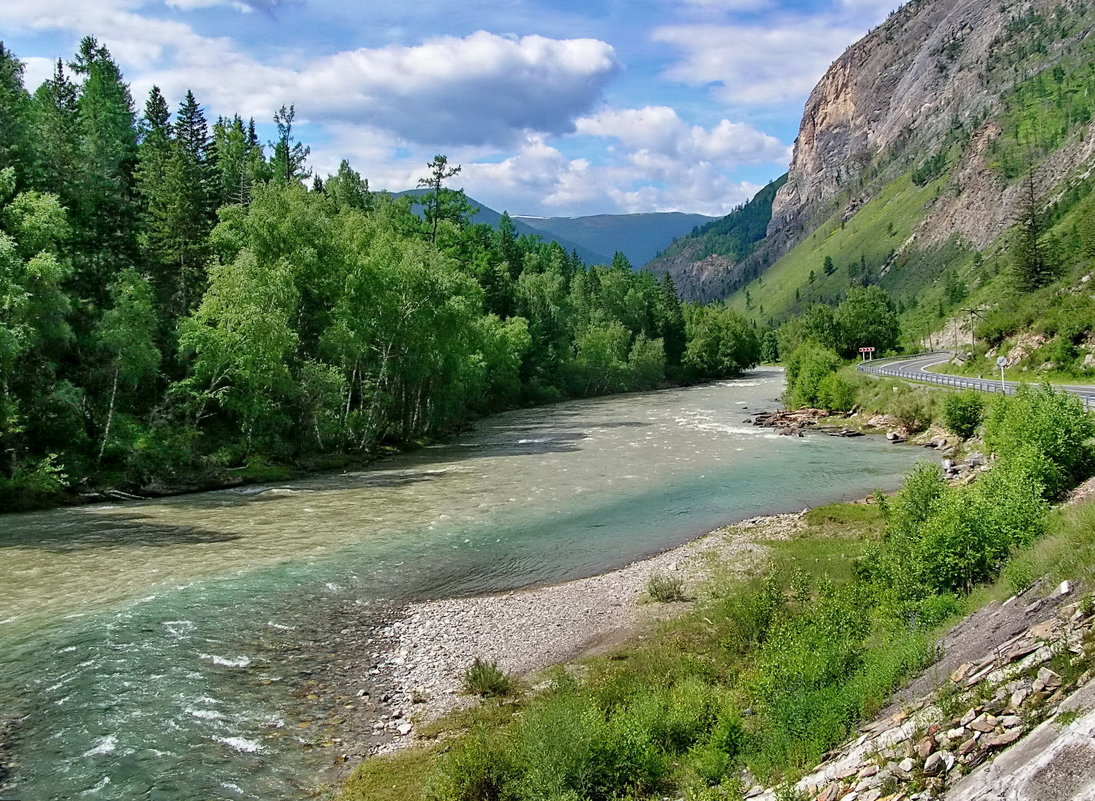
[958,736,980,755]
[1036,667,1063,690]
[981,727,1021,748]
[951,662,975,683]
[943,459,956,470]
[946,727,966,740]
[966,452,985,467]
[1000,715,1022,728]
[858,764,879,779]
[396,722,413,736]
[969,713,1000,732]
[1055,580,1072,598]
[897,757,915,774]
[960,707,979,726]
[916,736,935,759]
[923,751,945,776]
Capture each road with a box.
[857,351,1095,410]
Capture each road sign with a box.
[996,356,1008,367]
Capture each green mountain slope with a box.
[660,0,1095,335]
[641,175,786,300]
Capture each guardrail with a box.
[856,353,1095,411]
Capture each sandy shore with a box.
[364,512,806,750]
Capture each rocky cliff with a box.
[771,0,1093,248]
[653,0,1095,307]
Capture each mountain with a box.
[653,0,1095,331]
[394,189,612,265]
[642,176,785,301]
[514,212,716,269]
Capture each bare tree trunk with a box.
[98,360,120,463]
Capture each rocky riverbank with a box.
[362,513,805,753]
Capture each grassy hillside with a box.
[725,175,943,323]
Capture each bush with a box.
[647,573,687,602]
[784,345,842,408]
[427,729,519,801]
[889,391,932,433]
[462,658,513,697]
[941,390,984,439]
[983,384,1095,497]
[817,372,856,411]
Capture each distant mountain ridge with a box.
[514,212,715,269]
[395,189,715,268]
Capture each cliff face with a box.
[654,0,1095,305]
[770,0,1091,246]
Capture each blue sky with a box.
[0,0,895,216]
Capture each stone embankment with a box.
[743,581,1095,801]
[365,514,804,750]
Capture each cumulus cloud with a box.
[653,21,866,105]
[165,0,292,11]
[450,110,782,216]
[297,32,618,146]
[575,105,790,166]
[1,2,618,148]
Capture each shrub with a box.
[426,729,519,801]
[462,658,513,697]
[648,573,687,602]
[941,390,984,439]
[889,391,932,433]
[983,384,1095,497]
[784,345,842,408]
[817,372,856,411]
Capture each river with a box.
[0,370,924,800]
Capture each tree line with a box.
[0,38,760,506]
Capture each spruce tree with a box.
[70,37,140,303]
[0,43,32,183]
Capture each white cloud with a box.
[296,32,618,146]
[1,3,618,148]
[653,21,867,105]
[575,105,790,166]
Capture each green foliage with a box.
[784,345,841,409]
[683,305,760,381]
[941,390,984,439]
[834,286,900,357]
[817,372,856,412]
[983,384,1095,497]
[462,659,514,698]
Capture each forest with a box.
[0,37,761,507]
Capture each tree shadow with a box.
[0,513,243,551]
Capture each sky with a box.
[0,0,896,217]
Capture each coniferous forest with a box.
[0,37,760,507]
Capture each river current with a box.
[0,370,924,799]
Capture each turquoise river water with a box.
[0,370,925,800]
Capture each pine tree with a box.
[655,273,686,367]
[69,37,140,303]
[270,104,310,184]
[1010,168,1058,290]
[27,59,80,208]
[0,43,32,183]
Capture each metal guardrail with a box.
[856,352,1095,411]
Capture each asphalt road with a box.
[857,351,1095,410]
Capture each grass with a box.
[646,573,688,602]
[339,745,436,801]
[462,658,514,698]
[726,174,942,322]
